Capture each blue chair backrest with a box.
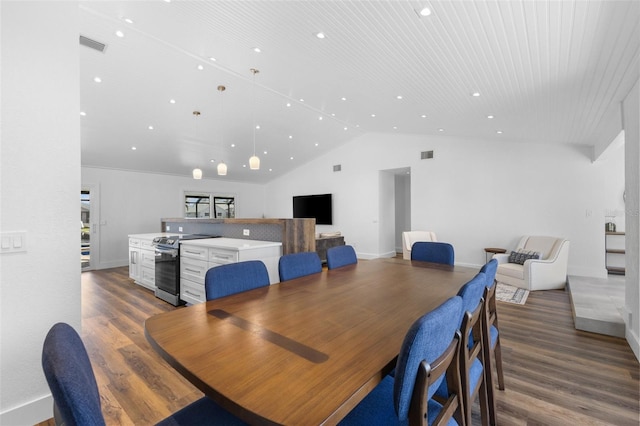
[410,242,455,265]
[42,323,105,426]
[479,258,498,289]
[205,260,270,301]
[457,272,487,322]
[326,245,357,270]
[279,251,322,281]
[393,296,463,421]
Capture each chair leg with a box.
[493,337,505,391]
[483,345,498,426]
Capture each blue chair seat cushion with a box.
[338,376,458,426]
[156,397,248,426]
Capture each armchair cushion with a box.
[402,231,437,260]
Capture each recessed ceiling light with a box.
[290,156,294,160]
[497,130,503,134]
[421,114,427,118]
[318,116,323,120]
[438,128,444,132]
[331,113,336,117]
[341,97,347,101]
[315,32,325,39]
[197,64,204,70]
[210,159,215,163]
[148,125,154,130]
[243,164,247,168]
[393,126,398,130]
[164,0,171,3]
[256,125,260,130]
[487,115,494,119]
[371,114,376,117]
[472,92,480,97]
[123,17,134,24]
[289,135,293,139]
[315,143,319,146]
[209,57,216,62]
[115,30,124,38]
[231,144,235,147]
[286,102,291,107]
[253,47,261,53]
[93,77,102,83]
[299,98,304,102]
[419,7,431,16]
[263,150,268,155]
[344,127,348,131]
[131,146,137,150]
[396,95,403,100]
[169,99,176,104]
[79,111,86,116]
[269,168,273,172]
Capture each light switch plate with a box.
[1,232,27,254]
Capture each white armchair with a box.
[494,236,570,291]
[402,231,437,260]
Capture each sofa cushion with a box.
[508,249,541,265]
[497,262,525,280]
[522,236,558,259]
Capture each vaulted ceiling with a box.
[79,0,639,183]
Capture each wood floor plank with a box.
[38,265,639,425]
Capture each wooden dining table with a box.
[145,258,478,425]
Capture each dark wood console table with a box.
[316,235,345,263]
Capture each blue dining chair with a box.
[436,272,491,426]
[411,242,455,265]
[205,260,270,301]
[42,322,248,426]
[480,259,503,424]
[339,296,465,426]
[278,251,323,281]
[326,245,357,270]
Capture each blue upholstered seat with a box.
[410,242,455,265]
[42,323,248,426]
[326,245,357,269]
[205,260,270,301]
[436,272,491,426]
[278,251,322,281]
[339,296,464,426]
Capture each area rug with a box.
[496,283,529,305]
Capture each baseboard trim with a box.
[1,394,53,425]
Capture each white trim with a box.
[0,394,53,425]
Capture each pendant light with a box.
[249,68,260,170]
[216,85,228,176]
[192,110,202,179]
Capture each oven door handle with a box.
[155,247,178,256]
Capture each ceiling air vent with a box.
[421,150,434,160]
[333,164,342,172]
[79,35,107,53]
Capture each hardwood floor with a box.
[45,265,639,425]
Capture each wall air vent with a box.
[421,150,434,160]
[79,35,107,53]
[333,165,342,172]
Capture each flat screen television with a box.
[293,193,332,225]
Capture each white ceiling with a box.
[79,0,639,183]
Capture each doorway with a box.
[81,190,90,269]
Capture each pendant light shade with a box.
[249,155,260,170]
[249,68,260,170]
[192,168,202,179]
[217,162,227,176]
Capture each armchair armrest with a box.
[493,253,510,264]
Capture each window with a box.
[184,192,235,218]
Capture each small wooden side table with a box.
[484,247,506,263]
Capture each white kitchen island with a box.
[179,238,282,305]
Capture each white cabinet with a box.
[180,238,282,305]
[128,233,166,291]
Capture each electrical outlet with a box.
[243,229,250,236]
[179,226,183,232]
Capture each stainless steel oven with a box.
[153,234,217,306]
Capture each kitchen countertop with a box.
[128,232,173,239]
[179,237,282,250]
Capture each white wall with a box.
[264,132,625,277]
[1,2,81,424]
[82,167,266,269]
[622,78,639,360]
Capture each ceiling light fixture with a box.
[487,115,494,119]
[249,68,260,170]
[93,77,102,83]
[217,85,227,176]
[419,7,431,16]
[472,92,480,97]
[115,30,124,38]
[315,32,326,39]
[192,110,202,179]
